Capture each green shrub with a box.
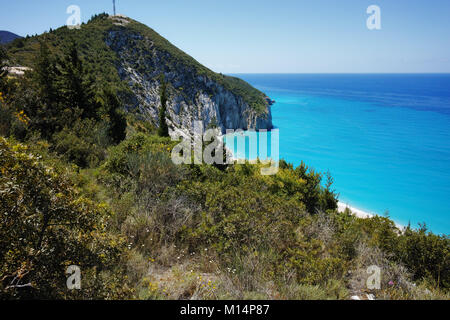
[0,137,131,299]
[52,119,107,168]
[104,132,176,175]
[397,225,449,290]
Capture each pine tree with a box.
[320,171,338,211]
[158,75,169,137]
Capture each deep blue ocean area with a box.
[227,74,450,234]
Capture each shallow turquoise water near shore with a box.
[226,74,450,234]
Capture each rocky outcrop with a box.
[105,25,273,137]
[264,96,276,106]
[5,66,31,76]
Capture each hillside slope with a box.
[0,31,21,44]
[1,14,449,301]
[5,14,273,136]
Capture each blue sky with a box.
[1,0,449,73]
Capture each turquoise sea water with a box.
[226,74,450,234]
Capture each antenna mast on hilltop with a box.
[113,0,116,16]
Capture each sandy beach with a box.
[338,201,405,230]
[338,201,375,219]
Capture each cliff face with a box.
[105,18,273,137]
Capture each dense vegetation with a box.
[0,16,449,300]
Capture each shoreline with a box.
[221,132,407,231]
[337,201,374,219]
[338,201,404,230]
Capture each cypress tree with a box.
[34,41,58,106]
[59,42,96,119]
[158,75,169,137]
[31,41,61,137]
[103,89,127,144]
[0,46,8,92]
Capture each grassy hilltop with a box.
[6,13,269,115]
